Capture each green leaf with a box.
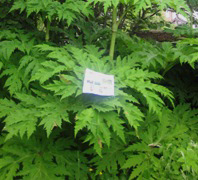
[9,0,26,13]
[0,40,20,60]
[1,65,23,95]
[129,161,147,180]
[0,62,3,71]
[91,137,126,174]
[44,80,78,99]
[0,132,83,180]
[38,101,70,137]
[4,107,38,140]
[75,108,95,136]
[103,112,125,143]
[122,154,144,169]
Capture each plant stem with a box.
[109,6,127,61]
[109,6,118,61]
[45,19,50,42]
[190,8,194,37]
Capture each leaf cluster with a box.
[1,0,198,179]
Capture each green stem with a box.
[109,6,118,61]
[187,0,194,37]
[45,19,50,42]
[190,9,194,37]
[109,6,127,61]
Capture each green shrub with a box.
[1,0,198,179]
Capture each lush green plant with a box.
[1,0,198,179]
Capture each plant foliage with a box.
[0,0,198,179]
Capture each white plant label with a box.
[83,68,114,96]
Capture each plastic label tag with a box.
[83,68,114,96]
